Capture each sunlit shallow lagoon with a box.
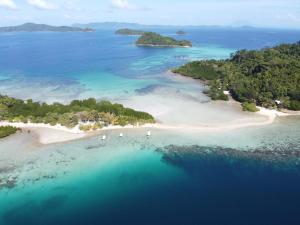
[1,28,300,225]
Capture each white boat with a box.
[147,131,151,137]
[119,133,124,137]
[101,135,106,140]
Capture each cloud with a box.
[110,0,139,10]
[27,0,57,10]
[0,0,17,10]
[287,13,300,23]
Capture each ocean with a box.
[0,27,300,225]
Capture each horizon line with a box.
[1,21,299,31]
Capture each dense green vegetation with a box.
[0,96,155,130]
[0,126,18,139]
[173,42,300,110]
[136,32,192,47]
[241,102,259,112]
[115,28,145,35]
[203,80,229,101]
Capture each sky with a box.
[0,0,299,29]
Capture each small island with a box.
[115,28,145,35]
[136,32,192,47]
[173,41,300,111]
[0,95,155,132]
[176,31,186,35]
[0,23,95,33]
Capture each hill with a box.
[0,23,94,32]
[136,32,192,47]
[173,41,300,110]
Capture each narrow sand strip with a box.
[1,107,299,145]
[0,122,157,145]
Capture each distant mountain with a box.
[73,22,198,30]
[73,22,144,30]
[72,22,266,31]
[0,23,95,32]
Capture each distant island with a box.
[0,23,95,33]
[0,95,155,137]
[173,41,300,111]
[136,32,192,47]
[115,28,145,35]
[73,22,261,30]
[176,31,186,35]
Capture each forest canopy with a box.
[0,96,155,129]
[0,126,18,139]
[115,28,145,35]
[136,32,192,47]
[173,41,300,110]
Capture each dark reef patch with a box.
[135,84,165,95]
[156,144,300,173]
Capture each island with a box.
[176,31,186,35]
[0,23,95,32]
[115,28,145,35]
[136,32,192,47]
[0,95,155,132]
[173,41,300,111]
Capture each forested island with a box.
[0,96,155,131]
[176,31,186,35]
[0,23,94,32]
[115,28,145,35]
[173,41,300,111]
[136,32,192,47]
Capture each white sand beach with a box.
[0,121,158,144]
[1,72,299,145]
[1,104,298,145]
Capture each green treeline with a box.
[0,126,18,139]
[136,32,192,47]
[0,96,155,130]
[173,41,300,110]
[115,28,145,35]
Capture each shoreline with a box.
[136,44,191,48]
[0,121,158,145]
[1,106,299,145]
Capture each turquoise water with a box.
[4,28,296,102]
[1,118,300,225]
[1,28,300,225]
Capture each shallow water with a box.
[1,28,300,225]
[1,116,300,225]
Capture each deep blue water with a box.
[1,28,300,101]
[3,145,300,225]
[1,28,300,225]
[1,27,300,103]
[1,28,300,75]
